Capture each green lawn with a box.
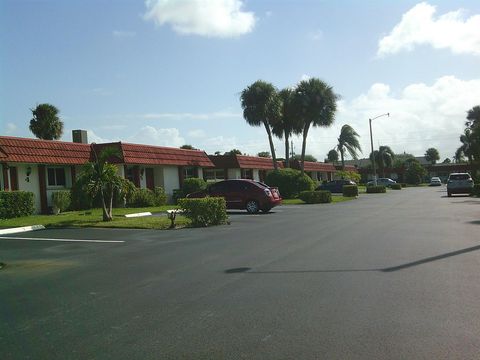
[0,206,189,230]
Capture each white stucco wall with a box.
[139,167,147,189]
[16,164,41,213]
[253,169,260,181]
[154,167,164,188]
[197,167,203,179]
[162,166,180,202]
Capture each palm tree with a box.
[79,146,134,221]
[29,103,64,140]
[326,149,339,164]
[425,147,440,164]
[240,80,281,169]
[272,88,302,168]
[292,78,338,175]
[336,124,362,169]
[466,105,480,128]
[370,145,395,177]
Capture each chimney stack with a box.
[72,130,88,144]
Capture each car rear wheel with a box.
[261,207,272,213]
[246,200,259,214]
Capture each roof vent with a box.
[72,130,88,144]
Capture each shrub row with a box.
[366,185,386,194]
[298,190,332,204]
[126,187,167,208]
[173,178,208,203]
[391,183,402,190]
[343,185,358,197]
[178,197,227,227]
[0,191,35,219]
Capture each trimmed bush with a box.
[182,178,207,196]
[178,197,227,227]
[52,191,71,213]
[0,191,35,219]
[265,168,315,199]
[127,188,155,207]
[391,183,402,190]
[343,185,358,197]
[71,178,94,210]
[153,187,167,206]
[401,183,407,188]
[298,190,332,204]
[366,185,386,194]
[472,184,480,197]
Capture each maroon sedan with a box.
[187,179,282,213]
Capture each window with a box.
[47,168,66,187]
[184,167,196,179]
[126,167,134,183]
[203,169,225,182]
[241,169,253,179]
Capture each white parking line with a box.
[0,236,124,243]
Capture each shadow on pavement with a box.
[467,220,480,225]
[225,244,480,274]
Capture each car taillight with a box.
[264,188,272,197]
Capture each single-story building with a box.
[290,159,336,182]
[0,132,213,213]
[207,154,283,182]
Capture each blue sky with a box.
[1,0,480,161]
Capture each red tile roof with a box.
[0,136,91,165]
[120,143,213,167]
[302,161,336,172]
[209,154,282,170]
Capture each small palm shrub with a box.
[52,191,71,213]
[366,185,386,193]
[343,185,358,197]
[298,190,332,204]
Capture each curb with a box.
[0,225,46,235]
[124,212,152,218]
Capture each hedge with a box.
[472,184,480,197]
[298,190,332,204]
[391,183,402,190]
[52,191,71,213]
[265,168,315,199]
[182,178,207,196]
[178,197,227,227]
[0,191,35,219]
[343,185,358,197]
[366,185,386,194]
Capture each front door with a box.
[145,168,154,190]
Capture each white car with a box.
[447,173,474,197]
[429,177,442,186]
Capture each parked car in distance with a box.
[367,178,397,187]
[447,173,474,197]
[186,179,282,213]
[316,179,356,193]
[429,177,442,186]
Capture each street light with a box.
[369,113,389,186]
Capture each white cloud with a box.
[144,0,256,38]
[112,30,136,38]
[378,2,480,57]
[187,129,207,138]
[5,122,17,135]
[128,126,185,147]
[141,111,241,120]
[303,75,480,161]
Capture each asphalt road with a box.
[1,187,480,359]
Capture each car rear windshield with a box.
[449,174,471,180]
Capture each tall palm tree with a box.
[271,88,302,168]
[466,105,480,128]
[370,145,395,177]
[292,78,338,175]
[29,103,64,140]
[240,80,281,169]
[458,128,476,164]
[336,124,362,169]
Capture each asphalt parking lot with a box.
[1,187,480,359]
